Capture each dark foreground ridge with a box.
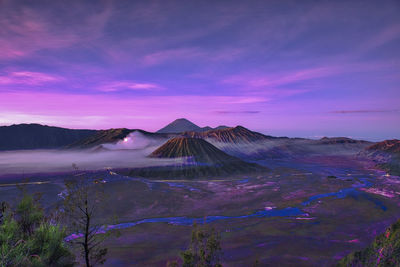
[338,219,400,266]
[125,137,267,178]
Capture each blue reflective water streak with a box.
[66,175,386,242]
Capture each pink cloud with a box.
[214,110,260,114]
[222,61,399,94]
[141,46,245,66]
[0,12,76,59]
[361,24,400,52]
[253,67,334,87]
[329,109,399,114]
[0,71,62,86]
[142,48,205,66]
[223,66,342,89]
[0,2,112,59]
[209,48,245,62]
[100,10,243,65]
[97,81,162,92]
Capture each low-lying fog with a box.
[0,132,179,175]
[0,130,370,176]
[208,138,369,159]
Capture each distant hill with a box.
[156,118,229,134]
[182,126,276,144]
[317,137,371,145]
[367,139,400,154]
[125,137,267,178]
[67,128,171,149]
[0,124,96,151]
[338,219,400,266]
[363,139,400,175]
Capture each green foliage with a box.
[181,223,222,267]
[0,202,8,225]
[15,193,43,237]
[166,260,179,267]
[0,193,75,267]
[29,224,75,266]
[338,219,400,267]
[0,216,30,266]
[252,259,260,266]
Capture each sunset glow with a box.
[0,0,399,140]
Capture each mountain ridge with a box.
[0,123,96,151]
[318,136,371,145]
[67,128,172,149]
[182,125,278,144]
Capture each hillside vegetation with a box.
[338,219,400,266]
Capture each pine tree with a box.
[181,223,222,267]
[63,178,114,267]
[0,193,74,266]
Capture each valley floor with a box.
[1,155,400,266]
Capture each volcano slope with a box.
[182,125,276,144]
[124,137,267,179]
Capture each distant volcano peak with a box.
[156,118,230,134]
[156,118,201,134]
[175,118,191,122]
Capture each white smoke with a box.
[102,131,165,151]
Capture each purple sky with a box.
[0,0,399,140]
